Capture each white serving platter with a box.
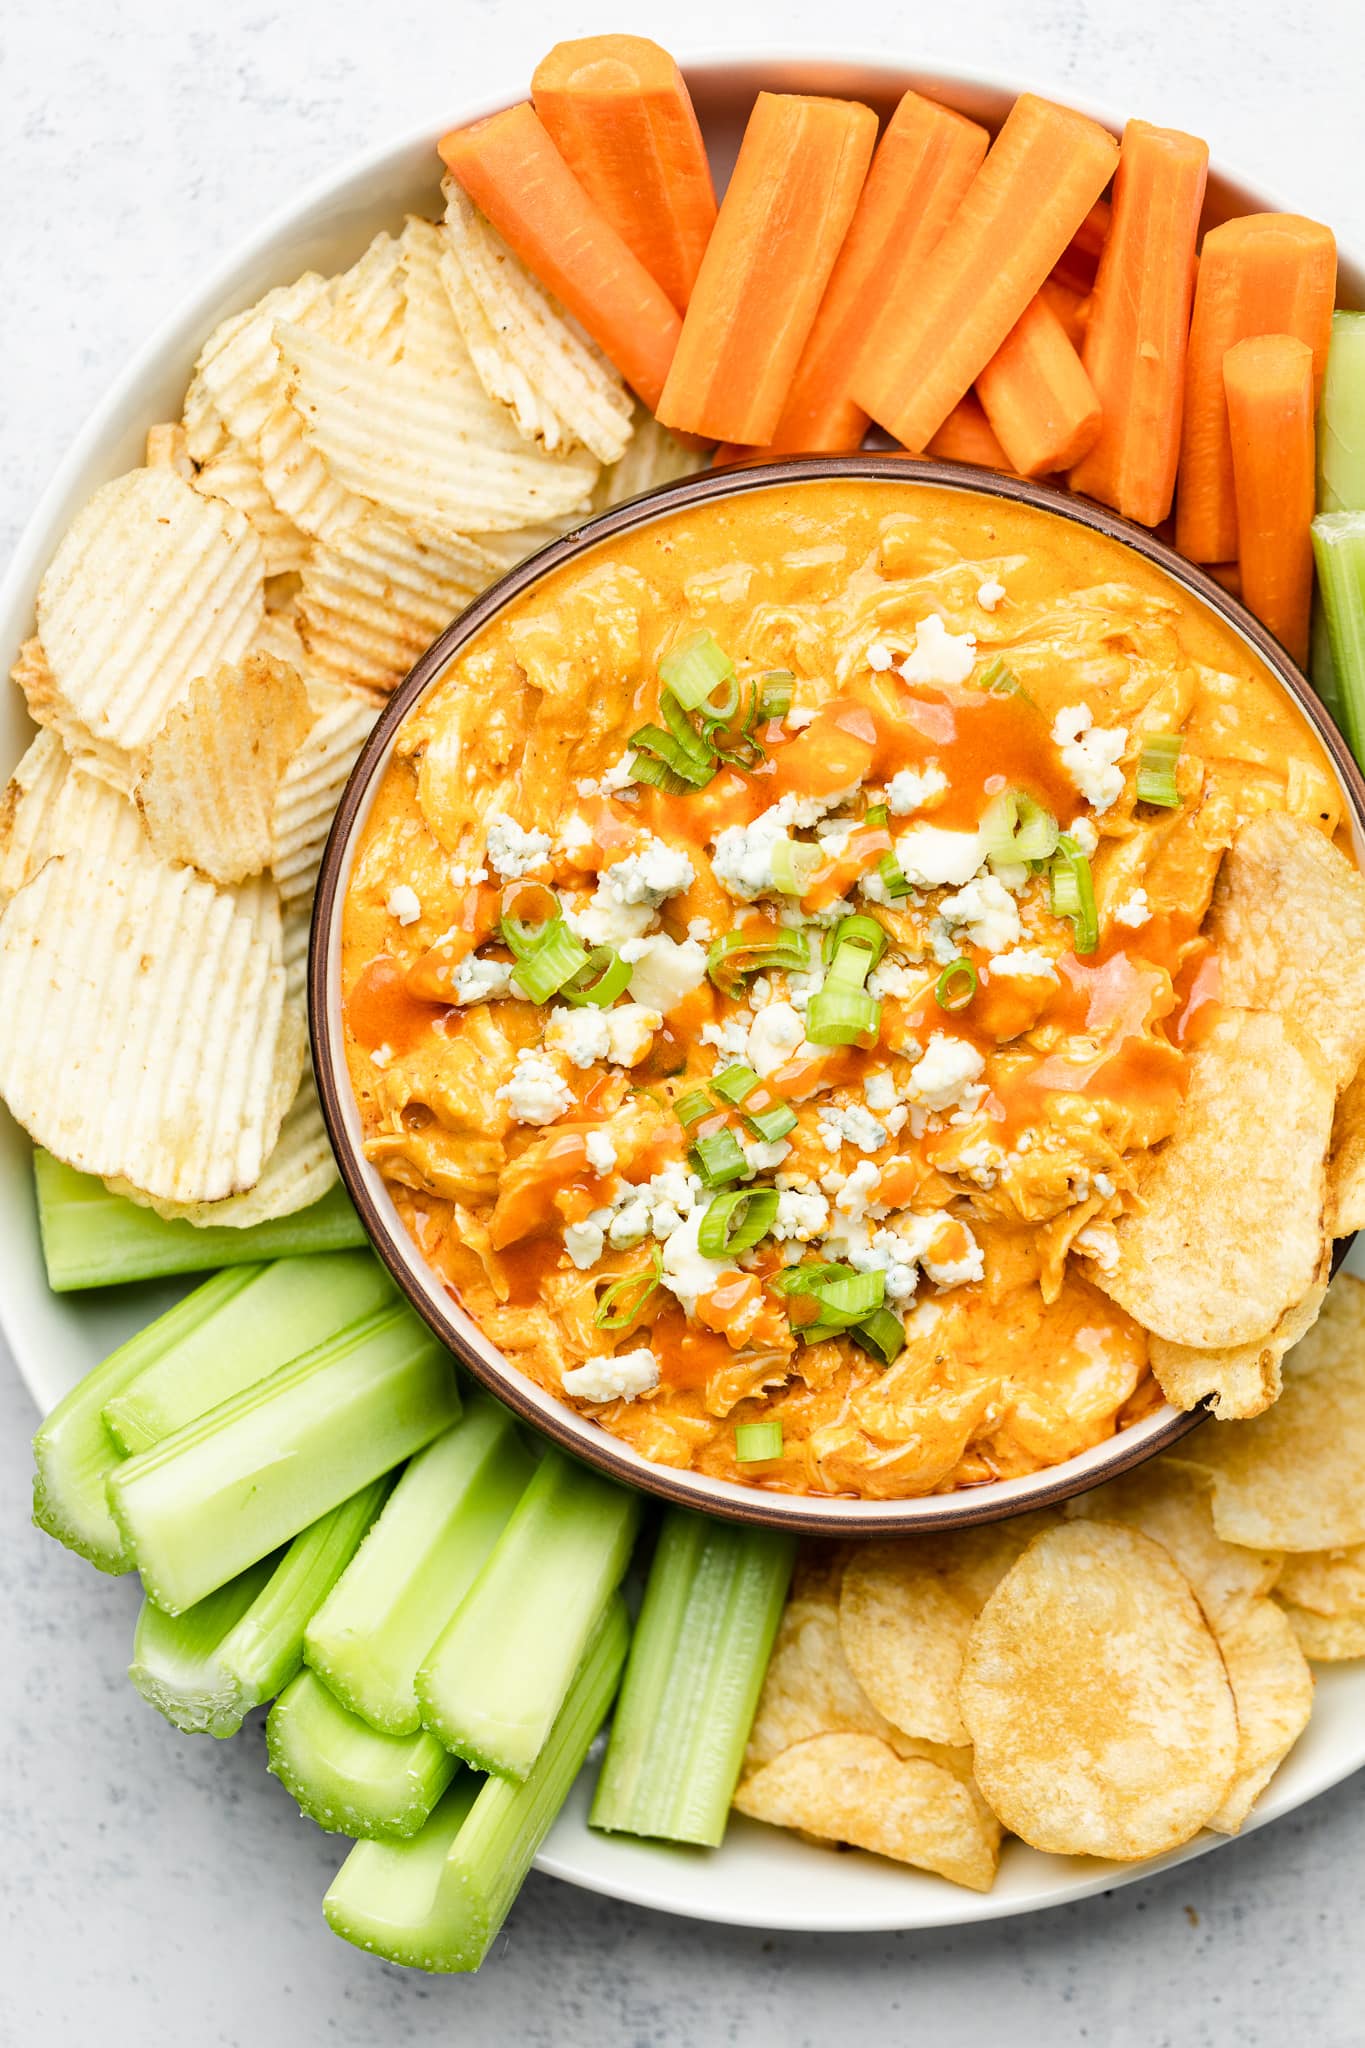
[4,51,1364,1934]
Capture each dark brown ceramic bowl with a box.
[311,456,1365,1536]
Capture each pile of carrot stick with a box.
[438,33,1338,669]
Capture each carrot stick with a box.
[531,36,717,313]
[924,394,1013,471]
[1051,198,1111,294]
[438,103,682,411]
[1207,562,1243,599]
[1068,121,1209,527]
[655,93,877,446]
[853,94,1119,454]
[1175,213,1337,563]
[762,91,989,454]
[1039,276,1091,350]
[1223,333,1315,665]
[975,291,1102,477]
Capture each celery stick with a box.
[305,1395,534,1735]
[32,1267,256,1572]
[268,1669,458,1839]
[325,1595,629,1972]
[1311,595,1346,733]
[34,1150,366,1291]
[1318,311,1365,514]
[130,1478,390,1735]
[103,1252,395,1454]
[417,1450,640,1780]
[589,1508,794,1847]
[108,1303,461,1614]
[1312,512,1365,765]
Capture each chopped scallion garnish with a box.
[770,836,824,895]
[744,1100,798,1143]
[659,631,737,720]
[689,1129,748,1188]
[594,1249,663,1330]
[734,1420,783,1463]
[697,1188,779,1259]
[712,1064,761,1105]
[1136,733,1183,808]
[934,957,978,1012]
[560,945,632,1009]
[981,789,1058,866]
[850,1305,905,1366]
[505,918,592,1003]
[706,927,810,996]
[756,672,794,722]
[978,655,1033,704]
[805,913,887,1047]
[673,1089,714,1130]
[1050,834,1099,955]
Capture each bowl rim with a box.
[310,453,1365,1535]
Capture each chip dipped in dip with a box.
[340,477,1356,1499]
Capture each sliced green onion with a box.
[697,1188,779,1259]
[978,655,1032,703]
[498,883,560,952]
[594,1249,663,1330]
[805,914,887,1047]
[809,1268,886,1326]
[1050,834,1099,955]
[659,630,736,718]
[981,789,1058,866]
[850,1306,905,1367]
[1136,733,1183,808]
[935,958,978,1012]
[768,1259,842,1296]
[507,919,592,1003]
[735,1420,784,1463]
[825,913,889,976]
[629,693,717,790]
[770,836,824,895]
[980,790,1022,864]
[706,927,810,995]
[560,945,632,1008]
[629,751,693,795]
[674,1088,714,1130]
[744,1100,798,1142]
[689,1129,748,1188]
[756,672,794,722]
[712,1064,761,1105]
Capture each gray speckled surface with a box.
[4,2,1365,2039]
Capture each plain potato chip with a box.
[0,727,146,901]
[1067,1462,1281,1626]
[296,508,496,693]
[1276,1541,1365,1617]
[135,654,311,884]
[36,467,264,759]
[1209,810,1365,1091]
[145,422,195,479]
[1094,1007,1332,1350]
[960,1522,1237,1860]
[441,182,634,464]
[1326,1066,1365,1239]
[1277,1604,1365,1661]
[1207,1598,1313,1833]
[1172,1276,1365,1551]
[0,848,301,1202]
[115,1065,337,1226]
[734,1734,1001,1893]
[1147,1277,1328,1421]
[194,436,311,575]
[593,407,707,510]
[10,636,139,792]
[278,321,598,536]
[271,688,381,912]
[746,1591,935,1771]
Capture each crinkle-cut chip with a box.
[1094,1007,1331,1350]
[36,467,264,756]
[1068,1461,1281,1626]
[466,518,584,575]
[1277,1603,1365,1661]
[1147,1277,1328,1421]
[1209,810,1365,1091]
[0,729,146,901]
[189,273,333,450]
[278,322,598,536]
[296,509,496,694]
[10,637,138,793]
[0,849,300,1202]
[324,231,406,363]
[182,364,227,464]
[1207,1598,1313,1833]
[1276,1541,1365,1618]
[397,215,481,381]
[282,903,310,1007]
[959,1522,1238,1861]
[593,407,707,510]
[256,395,371,544]
[145,422,194,479]
[733,1734,1001,1893]
[135,654,311,885]
[252,604,313,676]
[441,181,634,464]
[193,437,311,575]
[271,688,381,911]
[115,1065,336,1226]
[1327,1066,1365,1239]
[227,870,284,962]
[1171,1275,1365,1552]
[745,1591,925,1771]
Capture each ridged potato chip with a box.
[1146,1275,1329,1421]
[734,1733,1001,1892]
[441,182,634,464]
[0,727,146,901]
[1172,1275,1365,1551]
[114,1064,336,1226]
[36,467,264,761]
[1277,1605,1365,1661]
[135,654,310,885]
[1209,810,1365,1091]
[144,422,194,479]
[1326,1067,1365,1239]
[278,321,598,536]
[959,1522,1237,1860]
[296,509,496,693]
[1206,1599,1313,1834]
[194,437,311,575]
[0,848,302,1202]
[10,636,138,792]
[1094,1007,1332,1350]
[271,688,381,912]
[593,407,707,509]
[187,273,333,451]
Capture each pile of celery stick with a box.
[29,1154,793,1973]
[1314,312,1365,751]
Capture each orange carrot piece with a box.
[1223,333,1315,665]
[531,36,717,313]
[763,91,989,454]
[1068,122,1208,527]
[1039,276,1091,350]
[924,394,1014,471]
[438,103,682,411]
[975,292,1102,477]
[1175,213,1337,562]
[853,94,1118,453]
[1051,198,1112,293]
[655,93,878,446]
[1207,561,1243,599]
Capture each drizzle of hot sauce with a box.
[649,1304,742,1392]
[994,947,1188,1134]
[346,957,449,1054]
[494,1233,567,1309]
[858,677,1078,832]
[770,701,879,797]
[1172,946,1222,1046]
